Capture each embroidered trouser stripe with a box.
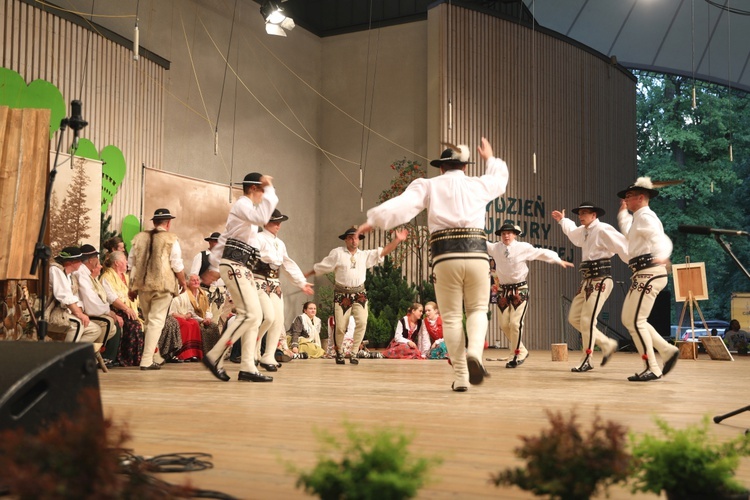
[569,277,613,365]
[621,266,671,376]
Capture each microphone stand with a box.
[710,233,750,431]
[29,110,78,341]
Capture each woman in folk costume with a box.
[286,301,326,359]
[100,250,144,366]
[422,301,448,359]
[169,274,218,360]
[487,223,574,368]
[383,303,429,359]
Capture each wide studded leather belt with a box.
[222,238,259,268]
[628,253,654,273]
[253,260,279,280]
[580,258,612,279]
[429,228,488,261]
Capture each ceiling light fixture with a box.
[260,0,295,37]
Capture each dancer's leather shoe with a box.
[601,341,617,367]
[258,362,278,372]
[571,359,594,372]
[139,362,161,371]
[202,356,230,382]
[467,356,489,385]
[627,370,661,382]
[451,382,468,392]
[238,371,273,382]
[335,353,345,365]
[516,354,528,366]
[662,350,679,376]
[349,356,359,365]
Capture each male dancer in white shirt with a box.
[617,178,679,382]
[201,172,277,383]
[357,138,507,391]
[308,226,406,365]
[254,209,314,371]
[552,202,629,372]
[487,223,574,368]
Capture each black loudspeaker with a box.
[648,288,672,338]
[0,342,102,433]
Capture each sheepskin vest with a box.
[129,229,179,295]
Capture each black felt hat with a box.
[204,232,221,241]
[234,172,263,186]
[151,208,176,220]
[572,202,606,217]
[269,209,289,222]
[429,144,474,168]
[494,223,522,236]
[338,226,364,240]
[79,244,99,257]
[56,246,82,262]
[617,177,659,199]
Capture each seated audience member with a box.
[46,246,103,343]
[75,244,121,365]
[100,251,144,366]
[422,301,448,359]
[103,236,125,256]
[383,303,429,359]
[286,302,326,359]
[169,274,221,360]
[724,319,749,350]
[158,315,183,362]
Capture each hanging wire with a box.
[727,5,733,162]
[532,0,537,174]
[229,3,240,201]
[691,0,697,109]
[358,0,379,212]
[79,0,96,98]
[216,0,239,156]
[33,0,136,18]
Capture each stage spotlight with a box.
[260,0,295,37]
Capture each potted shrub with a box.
[292,422,441,499]
[630,416,750,499]
[491,409,631,500]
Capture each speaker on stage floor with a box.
[648,288,672,338]
[0,342,102,433]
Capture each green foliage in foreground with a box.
[293,422,441,500]
[630,416,750,497]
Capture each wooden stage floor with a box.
[99,349,750,499]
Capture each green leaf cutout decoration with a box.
[121,214,141,253]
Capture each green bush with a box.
[630,416,750,498]
[366,257,417,333]
[365,310,394,347]
[294,422,441,500]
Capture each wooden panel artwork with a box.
[0,106,50,280]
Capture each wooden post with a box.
[551,343,568,361]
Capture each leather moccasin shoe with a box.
[238,371,273,382]
[202,357,230,382]
[349,357,359,365]
[139,363,161,371]
[662,350,679,376]
[627,370,661,382]
[258,362,278,372]
[571,359,594,373]
[335,354,345,365]
[467,356,489,385]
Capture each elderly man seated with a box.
[46,246,103,343]
[74,244,122,365]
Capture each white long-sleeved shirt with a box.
[487,240,562,284]
[313,247,383,288]
[617,206,673,262]
[256,231,307,289]
[209,190,279,271]
[557,217,629,264]
[49,265,80,309]
[366,157,509,231]
[393,315,431,354]
[74,264,111,316]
